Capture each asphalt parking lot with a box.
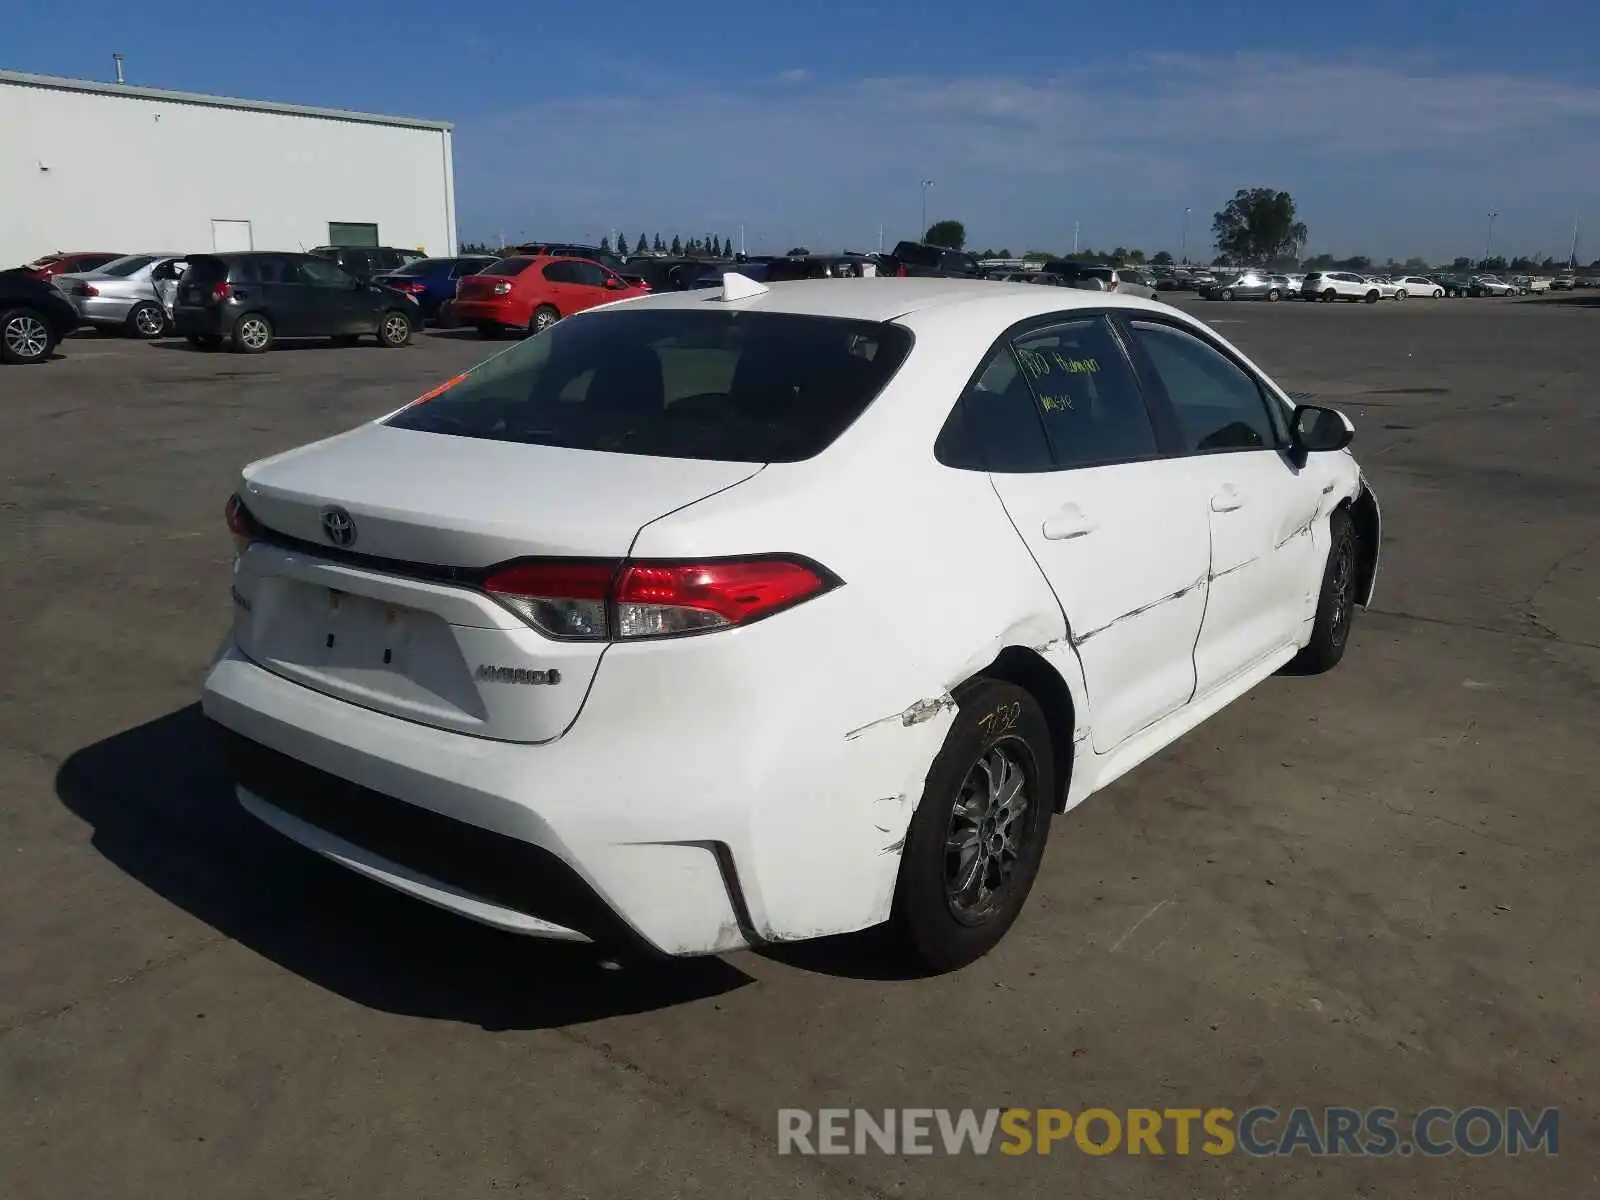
[3,295,1597,1198]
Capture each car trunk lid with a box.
[231,423,762,742]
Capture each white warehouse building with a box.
[0,67,456,268]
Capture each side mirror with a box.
[1290,404,1355,455]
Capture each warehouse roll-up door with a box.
[327,222,379,247]
[211,219,254,251]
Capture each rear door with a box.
[247,254,315,336]
[539,259,581,311]
[1121,316,1322,696]
[951,314,1211,752]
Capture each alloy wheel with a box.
[382,314,409,343]
[1328,539,1355,650]
[134,306,165,337]
[3,314,49,360]
[240,318,269,350]
[944,744,1034,923]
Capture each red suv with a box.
[453,255,648,338]
[15,251,125,281]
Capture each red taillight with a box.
[224,493,259,552]
[482,556,837,641]
[212,281,233,302]
[73,282,99,297]
[401,281,427,294]
[895,264,909,277]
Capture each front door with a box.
[296,257,362,335]
[961,315,1211,752]
[1122,317,1323,697]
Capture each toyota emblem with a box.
[321,506,358,547]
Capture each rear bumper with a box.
[452,299,526,326]
[201,632,948,956]
[173,306,231,336]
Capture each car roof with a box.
[592,276,1181,325]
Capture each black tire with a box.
[1365,290,1380,303]
[126,302,166,339]
[530,304,559,335]
[1288,507,1357,674]
[1267,289,1280,302]
[377,309,412,347]
[891,679,1056,973]
[1322,288,1337,302]
[1394,289,1408,302]
[231,312,273,353]
[0,306,57,364]
[186,334,222,351]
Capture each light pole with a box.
[1181,207,1191,264]
[1073,221,1080,254]
[1484,212,1499,266]
[920,180,934,239]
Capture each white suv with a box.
[1301,271,1382,303]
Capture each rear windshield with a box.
[386,309,914,463]
[183,256,229,284]
[99,254,159,277]
[484,257,535,276]
[891,242,942,267]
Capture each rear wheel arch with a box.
[959,646,1079,813]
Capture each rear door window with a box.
[1011,319,1158,468]
[385,309,914,463]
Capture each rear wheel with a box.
[530,304,559,334]
[1288,507,1357,674]
[891,679,1056,973]
[1365,290,1380,303]
[1394,289,1408,301]
[231,312,273,353]
[126,302,167,339]
[377,309,412,347]
[0,307,55,364]
[1267,288,1280,302]
[1220,288,1234,301]
[1322,288,1337,302]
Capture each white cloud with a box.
[775,68,810,85]
[454,54,1600,258]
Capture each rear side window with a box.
[386,309,914,463]
[891,242,941,268]
[485,257,535,276]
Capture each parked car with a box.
[1549,273,1576,291]
[614,257,722,293]
[9,251,125,281]
[171,252,418,353]
[505,242,625,273]
[1200,271,1284,301]
[1,270,83,363]
[879,241,982,278]
[762,255,876,281]
[689,262,772,289]
[371,255,497,323]
[1393,276,1445,298]
[203,275,1380,972]
[1364,277,1402,300]
[1434,274,1472,297]
[453,255,648,338]
[1301,271,1382,302]
[309,246,428,281]
[54,253,188,338]
[1520,276,1551,293]
[1111,270,1161,301]
[1467,275,1515,297]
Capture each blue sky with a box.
[11,1,1599,261]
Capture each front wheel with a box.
[0,307,56,364]
[891,679,1056,973]
[1220,288,1234,301]
[377,309,412,347]
[1267,289,1280,302]
[1288,507,1357,674]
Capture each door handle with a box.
[1042,503,1098,540]
[1210,486,1245,512]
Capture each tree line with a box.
[460,233,736,258]
[931,189,1598,272]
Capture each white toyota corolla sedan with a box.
[202,274,1381,972]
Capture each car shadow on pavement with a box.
[54,704,755,1030]
[1514,294,1600,307]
